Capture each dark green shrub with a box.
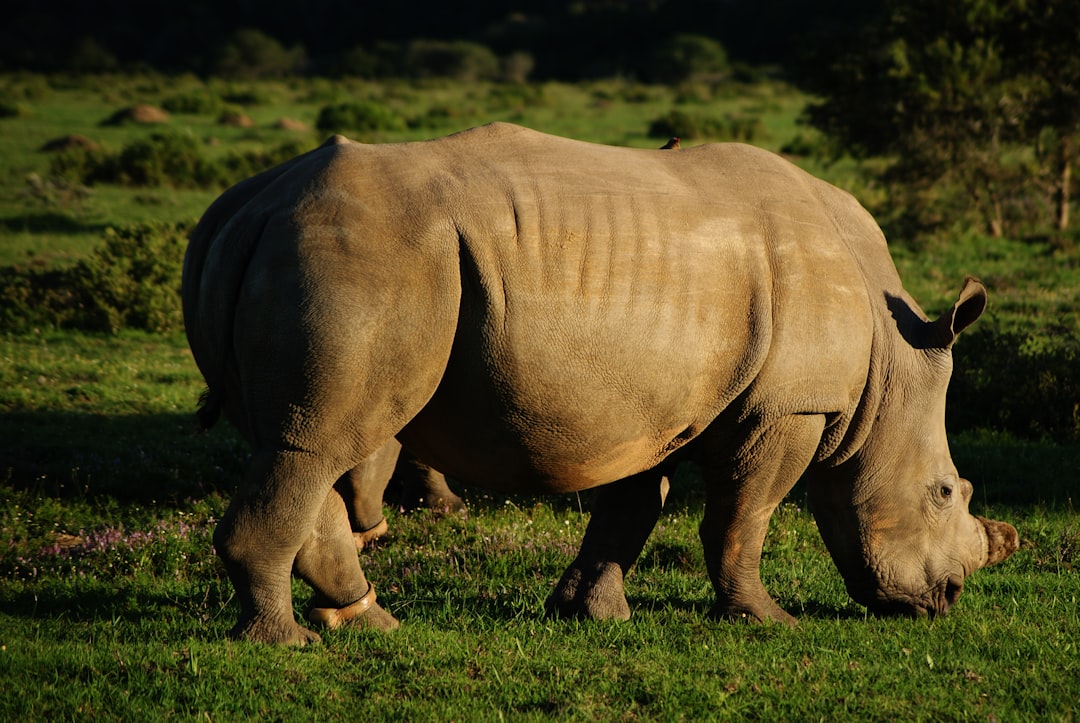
[486,84,548,111]
[162,89,223,115]
[52,133,222,189]
[779,132,825,157]
[0,222,192,334]
[75,222,190,333]
[0,100,29,118]
[408,104,465,130]
[49,133,307,191]
[105,133,220,188]
[219,140,310,180]
[213,28,308,80]
[647,110,764,142]
[316,100,407,134]
[47,144,113,185]
[0,221,192,335]
[220,88,272,107]
[404,40,500,82]
[949,327,1080,442]
[0,264,77,332]
[651,34,730,84]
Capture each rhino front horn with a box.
[978,516,1019,566]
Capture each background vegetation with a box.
[1,1,1077,718]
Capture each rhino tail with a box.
[196,386,222,432]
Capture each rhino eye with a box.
[940,485,953,499]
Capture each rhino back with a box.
[190,124,889,490]
[318,125,884,490]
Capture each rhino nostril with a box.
[944,577,963,608]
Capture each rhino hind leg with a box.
[295,487,400,633]
[214,445,401,644]
[546,470,670,621]
[213,448,338,645]
[699,414,825,626]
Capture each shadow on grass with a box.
[0,409,246,505]
[0,583,233,640]
[0,212,110,237]
[4,407,1074,513]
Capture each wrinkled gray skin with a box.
[338,441,465,549]
[183,123,1019,644]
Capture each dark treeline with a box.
[2,0,877,80]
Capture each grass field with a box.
[1,74,1077,720]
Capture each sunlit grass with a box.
[1,74,1076,719]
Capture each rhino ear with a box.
[929,276,987,348]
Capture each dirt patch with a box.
[101,104,170,126]
[40,134,100,152]
[219,112,255,128]
[274,117,310,132]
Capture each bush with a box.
[212,28,308,79]
[218,140,311,180]
[316,100,407,135]
[104,133,220,188]
[0,100,29,118]
[162,89,223,115]
[647,110,764,142]
[404,39,500,82]
[651,34,730,84]
[48,133,309,191]
[0,222,192,334]
[949,327,1080,442]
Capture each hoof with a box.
[307,585,400,632]
[545,562,631,621]
[230,616,322,646]
[711,600,797,627]
[353,518,389,551]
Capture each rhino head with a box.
[808,278,1019,617]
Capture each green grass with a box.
[0,73,813,267]
[1,73,1078,719]
[1,331,1077,720]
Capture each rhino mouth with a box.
[851,575,964,618]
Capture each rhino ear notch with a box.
[930,276,987,348]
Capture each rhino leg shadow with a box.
[545,469,669,620]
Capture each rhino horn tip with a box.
[977,516,1019,566]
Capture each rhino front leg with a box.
[546,469,669,621]
[699,414,825,625]
[387,450,466,514]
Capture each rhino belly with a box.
[398,291,763,494]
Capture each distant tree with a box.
[1019,2,1080,232]
[404,40,500,82]
[213,28,308,79]
[650,34,730,84]
[800,0,1079,238]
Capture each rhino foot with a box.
[545,562,631,621]
[307,585,400,632]
[413,490,467,514]
[230,615,323,646]
[352,517,389,551]
[711,597,797,626]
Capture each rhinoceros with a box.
[338,440,465,549]
[183,122,1018,644]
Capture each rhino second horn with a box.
[977,516,1019,566]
